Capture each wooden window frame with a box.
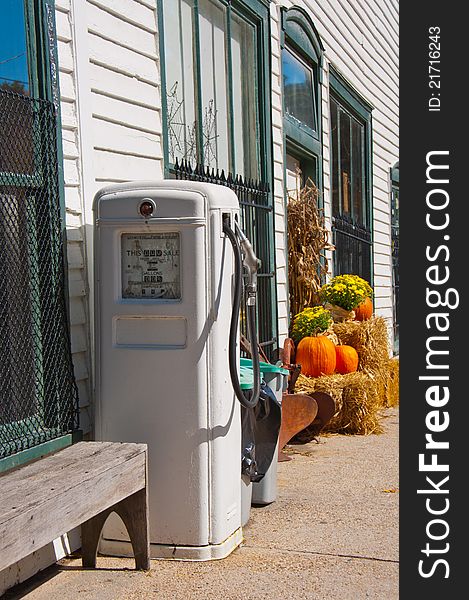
[329,67,374,284]
[0,0,78,471]
[158,0,272,185]
[281,6,324,194]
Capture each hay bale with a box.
[292,318,398,436]
[333,317,390,373]
[333,317,396,408]
[295,372,383,435]
[385,357,400,407]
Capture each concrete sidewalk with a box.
[6,408,399,600]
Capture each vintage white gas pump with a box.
[94,180,261,560]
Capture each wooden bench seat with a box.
[0,441,150,572]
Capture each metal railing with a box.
[174,159,277,359]
[0,89,79,460]
[332,214,372,284]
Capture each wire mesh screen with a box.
[174,159,277,360]
[0,90,79,459]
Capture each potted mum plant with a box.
[319,275,373,322]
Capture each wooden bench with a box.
[0,441,150,573]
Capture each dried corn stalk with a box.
[287,177,334,317]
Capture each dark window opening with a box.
[329,73,373,282]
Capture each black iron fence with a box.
[332,214,372,284]
[174,159,277,359]
[0,89,79,460]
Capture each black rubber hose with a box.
[247,301,261,406]
[223,218,260,409]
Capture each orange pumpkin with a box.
[335,345,359,374]
[296,336,336,378]
[355,297,373,321]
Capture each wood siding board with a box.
[92,119,162,157]
[93,149,163,181]
[87,3,157,55]
[298,1,399,110]
[70,324,88,354]
[91,93,161,134]
[86,0,157,32]
[89,62,160,107]
[88,32,158,83]
[57,40,74,73]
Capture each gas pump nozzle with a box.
[235,222,261,306]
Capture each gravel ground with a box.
[5,408,399,600]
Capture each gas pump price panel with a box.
[121,232,181,300]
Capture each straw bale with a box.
[295,372,383,435]
[291,317,398,437]
[385,357,400,407]
[333,317,390,373]
[332,316,399,408]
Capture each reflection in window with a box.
[330,96,367,226]
[231,13,259,179]
[163,0,197,164]
[162,0,261,179]
[282,47,316,132]
[199,0,229,170]
[0,0,30,95]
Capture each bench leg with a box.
[82,510,111,568]
[81,489,150,571]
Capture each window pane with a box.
[285,154,301,199]
[199,0,229,172]
[282,47,315,131]
[231,13,259,179]
[0,0,30,95]
[330,97,339,215]
[164,0,197,164]
[339,109,351,217]
[351,117,365,224]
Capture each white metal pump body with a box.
[94,180,242,560]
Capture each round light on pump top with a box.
[139,200,155,218]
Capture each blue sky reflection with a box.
[0,0,30,93]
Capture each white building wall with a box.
[57,0,163,437]
[270,0,399,346]
[0,1,163,593]
[56,0,93,436]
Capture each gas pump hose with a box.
[223,217,261,409]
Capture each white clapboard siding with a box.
[271,0,398,347]
[86,0,162,189]
[56,1,93,438]
[87,0,157,32]
[89,62,160,108]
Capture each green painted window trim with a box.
[280,7,326,324]
[329,67,374,286]
[391,161,399,184]
[158,0,272,183]
[281,6,324,77]
[280,6,324,193]
[0,431,83,474]
[329,68,374,121]
[158,0,277,348]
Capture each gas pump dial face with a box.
[121,233,181,299]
